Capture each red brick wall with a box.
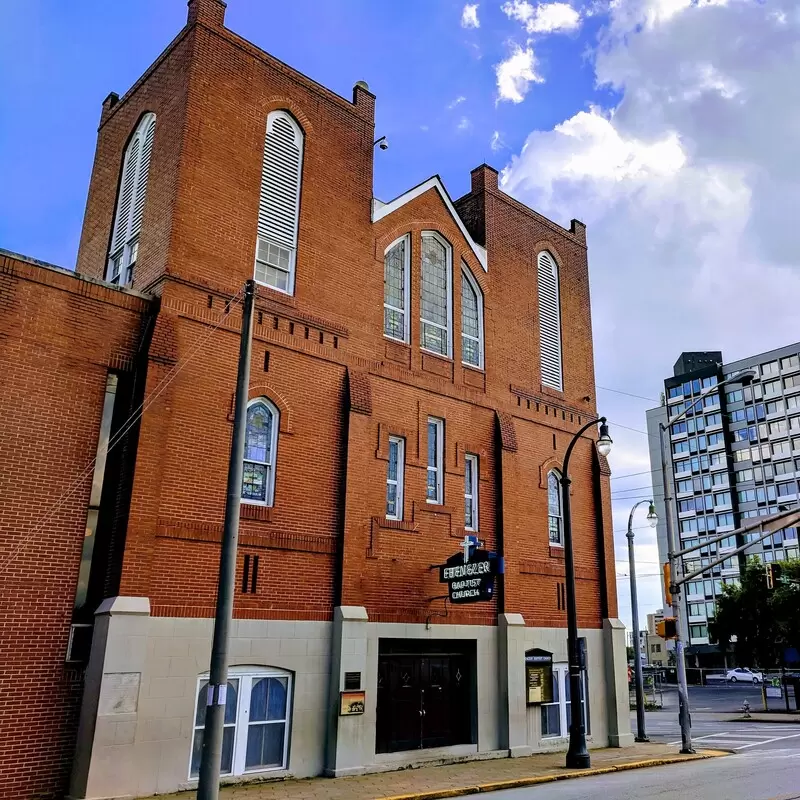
[0,252,150,799]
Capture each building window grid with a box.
[461,266,484,368]
[383,236,410,342]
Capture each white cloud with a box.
[461,3,480,28]
[502,1,582,34]
[447,95,467,110]
[495,44,544,103]
[457,116,472,131]
[490,130,505,151]
[500,0,800,624]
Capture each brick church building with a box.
[0,1,631,797]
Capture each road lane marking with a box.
[735,732,800,750]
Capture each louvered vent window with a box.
[255,111,304,295]
[420,232,452,357]
[106,113,156,286]
[537,251,563,391]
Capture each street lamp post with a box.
[627,500,658,742]
[658,367,756,755]
[561,416,613,770]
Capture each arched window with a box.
[242,399,279,506]
[106,112,156,285]
[537,251,563,391]
[461,264,484,368]
[420,231,452,357]
[384,235,410,342]
[254,110,304,295]
[548,470,563,546]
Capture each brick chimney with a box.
[187,0,227,27]
[470,164,499,194]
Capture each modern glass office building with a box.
[646,344,800,666]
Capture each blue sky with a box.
[0,0,610,267]
[2,0,799,626]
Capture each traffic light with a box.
[766,563,783,590]
[656,618,678,640]
[663,562,673,606]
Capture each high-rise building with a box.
[647,345,800,667]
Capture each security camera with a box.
[374,136,389,150]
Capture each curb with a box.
[730,715,800,724]
[379,750,729,800]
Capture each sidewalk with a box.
[170,744,727,800]
[730,712,800,723]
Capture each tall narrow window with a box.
[242,399,279,506]
[427,417,444,504]
[420,232,452,357]
[548,470,563,546]
[386,436,405,520]
[106,112,156,286]
[461,265,484,368]
[384,236,410,341]
[464,453,479,530]
[537,251,563,391]
[255,110,304,295]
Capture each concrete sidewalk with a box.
[730,712,800,723]
[170,744,726,800]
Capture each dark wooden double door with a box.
[376,643,473,754]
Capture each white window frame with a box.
[547,470,564,547]
[427,417,445,504]
[189,667,292,780]
[541,664,589,739]
[254,110,304,296]
[242,398,280,507]
[537,250,563,391]
[383,235,411,343]
[420,231,453,359]
[106,112,156,286]
[464,453,479,531]
[460,264,484,369]
[386,436,405,520]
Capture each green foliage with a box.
[709,559,800,668]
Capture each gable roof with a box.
[371,176,488,272]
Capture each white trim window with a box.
[420,232,453,357]
[548,470,563,546]
[242,399,279,506]
[464,453,479,530]
[537,251,563,391]
[189,668,292,778]
[386,436,405,519]
[384,235,410,342]
[461,264,484,368]
[106,112,156,286]
[541,665,590,739]
[255,110,304,294]
[427,417,444,504]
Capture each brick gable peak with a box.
[372,175,487,272]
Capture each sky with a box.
[2,0,800,629]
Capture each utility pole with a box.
[197,280,256,800]
[627,500,657,742]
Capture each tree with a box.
[709,558,800,669]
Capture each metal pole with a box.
[561,416,604,770]
[627,501,649,742]
[197,280,256,800]
[659,421,694,754]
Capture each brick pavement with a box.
[165,744,725,800]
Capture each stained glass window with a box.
[421,234,450,356]
[384,238,407,340]
[242,400,278,505]
[548,471,563,545]
[461,268,482,367]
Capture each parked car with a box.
[726,667,763,683]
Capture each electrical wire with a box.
[0,286,246,571]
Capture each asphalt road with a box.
[466,750,800,799]
[654,683,794,713]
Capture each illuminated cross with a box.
[461,535,473,563]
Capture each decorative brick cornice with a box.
[496,410,518,452]
[348,369,372,415]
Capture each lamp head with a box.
[735,368,757,386]
[646,502,658,527]
[596,421,613,457]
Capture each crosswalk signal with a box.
[656,617,678,640]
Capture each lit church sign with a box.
[438,536,500,603]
